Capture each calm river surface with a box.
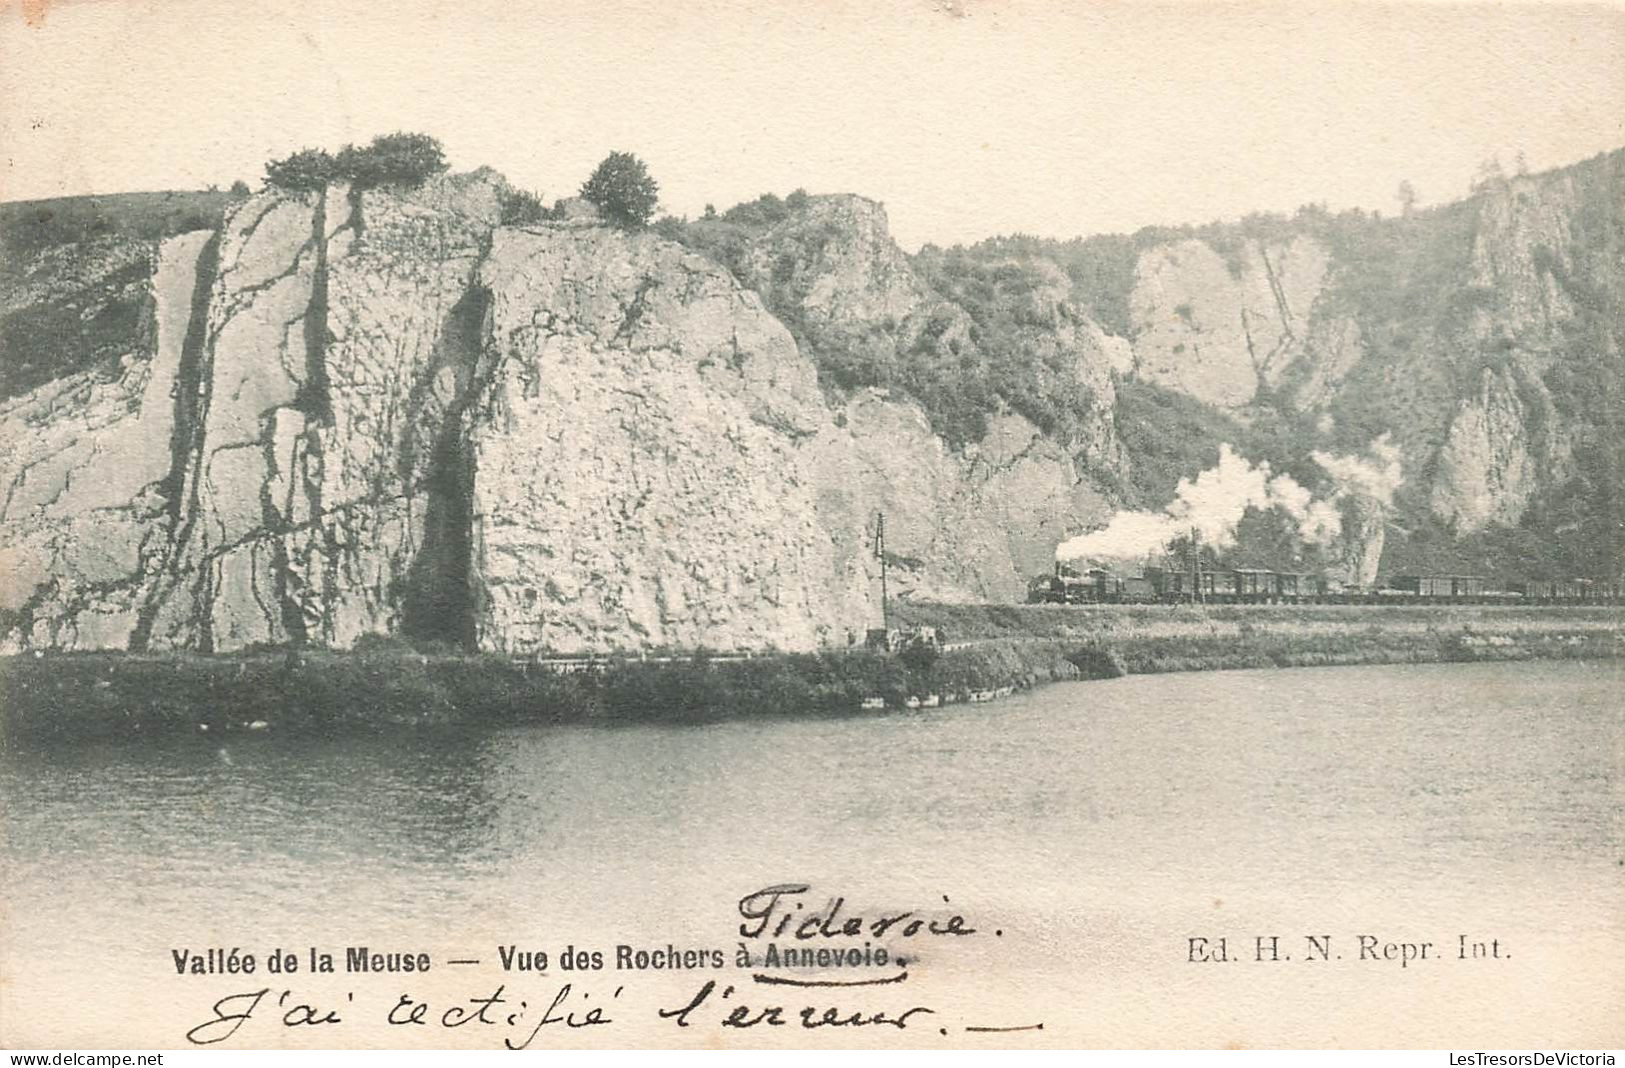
[2,660,1621,1047]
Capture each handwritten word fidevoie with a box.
[736,884,978,940]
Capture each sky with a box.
[1,0,1621,250]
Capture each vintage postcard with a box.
[1,0,1621,1052]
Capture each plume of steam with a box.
[1056,436,1405,566]
[1316,433,1405,586]
[1056,444,1307,563]
[1311,432,1403,506]
[1262,470,1342,546]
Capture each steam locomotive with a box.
[1027,563,1625,606]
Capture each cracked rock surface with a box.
[8,159,1610,653]
[3,176,1098,654]
[471,226,859,653]
[2,176,505,651]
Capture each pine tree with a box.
[579,151,659,229]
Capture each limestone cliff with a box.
[809,391,1109,606]
[1,175,508,651]
[718,194,1122,596]
[3,150,1619,654]
[1428,366,1539,530]
[1129,233,1348,409]
[1027,152,1620,575]
[468,225,861,653]
[0,177,1113,653]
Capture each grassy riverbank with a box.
[1,605,1619,743]
[900,601,1625,675]
[0,637,1082,743]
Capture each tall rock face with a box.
[3,152,1619,655]
[468,227,861,653]
[1081,152,1621,574]
[1390,164,1616,550]
[810,393,1109,604]
[1,175,507,652]
[1467,171,1582,337]
[720,194,1122,595]
[1429,366,1539,529]
[0,230,203,650]
[148,175,504,651]
[2,178,1116,654]
[1129,233,1345,409]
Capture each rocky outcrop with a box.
[0,230,209,649]
[144,175,506,651]
[0,178,1115,654]
[812,391,1111,605]
[1129,234,1345,408]
[1281,312,1364,411]
[740,195,936,342]
[2,175,509,652]
[4,151,1618,654]
[468,226,860,653]
[1421,171,1608,534]
[991,256,1128,471]
[1337,494,1386,587]
[730,194,1125,524]
[1108,153,1620,551]
[1429,367,1538,530]
[732,195,970,407]
[1468,172,1581,340]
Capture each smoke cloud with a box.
[1312,432,1404,506]
[1056,436,1404,566]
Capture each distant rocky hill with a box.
[0,150,1618,654]
[915,150,1622,581]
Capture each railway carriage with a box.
[1392,574,1487,599]
[1033,564,1619,606]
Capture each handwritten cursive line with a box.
[750,971,910,988]
[965,1023,1045,1032]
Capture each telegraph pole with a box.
[1190,526,1204,604]
[873,511,890,632]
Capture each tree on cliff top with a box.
[264,148,337,192]
[265,133,448,192]
[336,132,448,188]
[579,151,659,229]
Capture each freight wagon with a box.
[1391,574,1487,599]
[1141,567,1322,603]
[1029,564,1622,606]
[1511,578,1624,603]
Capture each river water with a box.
[2,660,1620,1048]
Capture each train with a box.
[1026,563,1625,606]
